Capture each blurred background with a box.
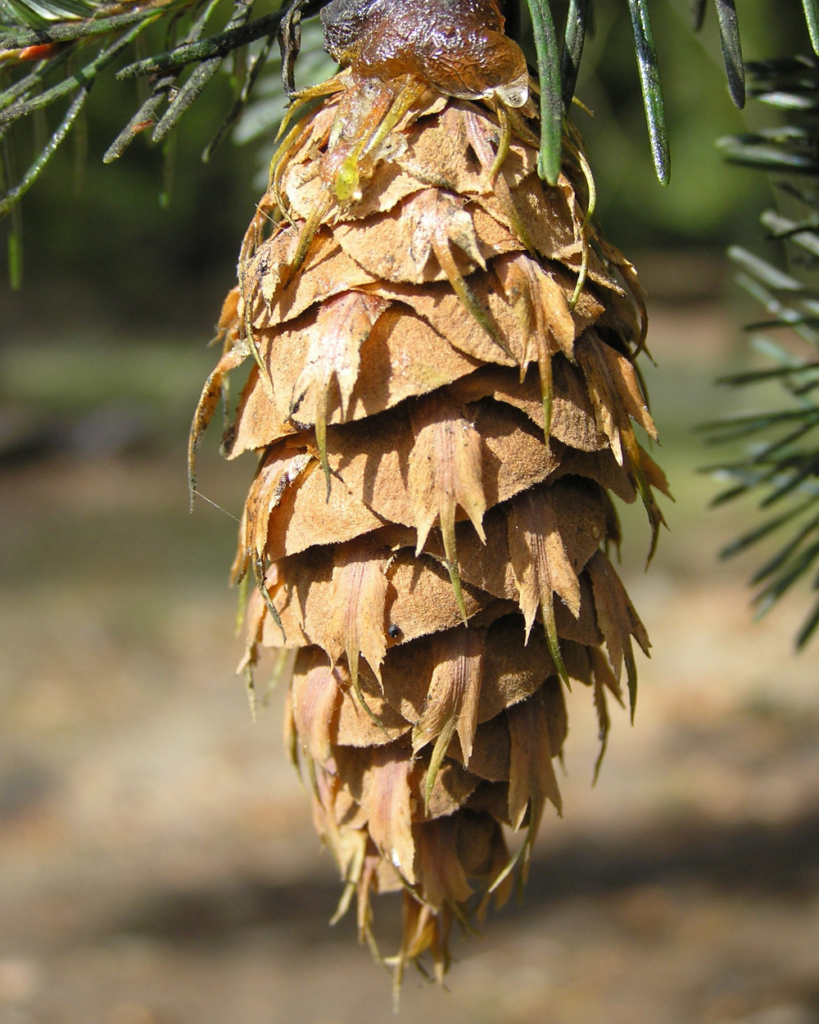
[2,2,819,1022]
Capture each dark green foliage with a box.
[625,0,669,185]
[558,0,588,110]
[0,0,286,248]
[707,56,819,648]
[527,0,562,185]
[3,0,818,253]
[714,0,744,109]
[803,0,819,54]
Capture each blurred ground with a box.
[1,266,819,1024]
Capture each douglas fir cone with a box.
[191,0,668,986]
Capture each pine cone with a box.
[190,21,668,984]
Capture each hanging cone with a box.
[191,0,668,985]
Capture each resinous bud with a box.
[320,0,529,106]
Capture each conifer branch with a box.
[707,55,819,648]
[2,2,819,224]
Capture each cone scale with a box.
[191,0,668,984]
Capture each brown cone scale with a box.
[190,11,669,985]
